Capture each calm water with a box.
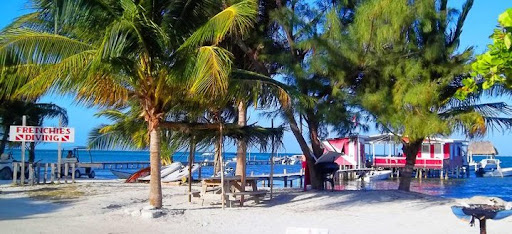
[6,149,512,201]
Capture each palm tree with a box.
[0,0,258,208]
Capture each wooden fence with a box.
[11,162,77,185]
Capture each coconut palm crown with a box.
[0,0,259,208]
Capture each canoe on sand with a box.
[125,167,150,183]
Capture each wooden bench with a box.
[225,191,267,207]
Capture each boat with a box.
[138,162,183,181]
[110,169,136,179]
[475,157,512,177]
[161,163,200,182]
[125,167,151,183]
[285,155,302,165]
[360,170,392,181]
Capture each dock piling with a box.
[44,163,48,184]
[12,162,18,185]
[28,164,34,186]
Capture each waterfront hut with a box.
[367,134,467,171]
[320,135,367,169]
[467,141,498,164]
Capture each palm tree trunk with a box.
[235,101,247,204]
[235,101,247,178]
[0,125,9,154]
[398,139,423,191]
[148,124,162,208]
[214,137,221,175]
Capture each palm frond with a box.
[179,0,257,50]
[189,46,233,96]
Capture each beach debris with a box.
[103,204,122,209]
[451,196,512,234]
[130,210,141,217]
[285,227,329,234]
[141,209,163,219]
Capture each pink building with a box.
[320,134,467,170]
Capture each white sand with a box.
[1,181,511,234]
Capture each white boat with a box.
[479,167,512,177]
[110,169,135,179]
[138,162,183,181]
[361,170,392,181]
[162,163,200,182]
[476,157,512,177]
[287,155,303,165]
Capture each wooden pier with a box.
[249,172,304,188]
[78,160,295,170]
[78,161,150,170]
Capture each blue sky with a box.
[1,1,512,155]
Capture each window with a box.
[421,144,430,157]
[434,144,442,154]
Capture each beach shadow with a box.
[0,196,68,220]
[259,189,447,209]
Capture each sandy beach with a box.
[1,181,510,234]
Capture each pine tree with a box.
[324,0,512,191]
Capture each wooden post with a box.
[270,119,275,199]
[12,162,18,185]
[57,117,62,179]
[50,163,55,183]
[198,166,202,180]
[36,163,41,184]
[219,123,225,209]
[479,218,486,234]
[71,163,75,183]
[28,164,34,186]
[188,136,196,203]
[44,163,48,184]
[20,115,26,185]
[64,163,68,183]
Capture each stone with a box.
[130,210,141,217]
[143,205,157,210]
[141,209,163,219]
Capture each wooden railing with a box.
[12,162,77,186]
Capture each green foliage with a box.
[458,8,512,98]
[327,0,512,142]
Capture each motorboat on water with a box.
[360,170,392,181]
[281,155,302,165]
[475,156,512,177]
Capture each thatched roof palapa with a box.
[468,141,498,155]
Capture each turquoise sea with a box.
[6,149,512,201]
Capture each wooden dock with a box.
[249,172,304,188]
[79,160,301,170]
[78,161,150,170]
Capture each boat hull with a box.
[162,164,200,182]
[110,169,134,179]
[476,167,512,177]
[125,167,150,183]
[138,162,183,181]
[362,170,392,181]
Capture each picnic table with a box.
[199,176,267,207]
